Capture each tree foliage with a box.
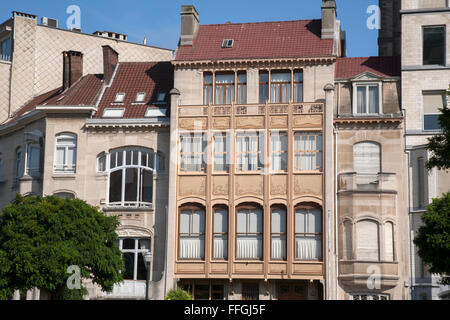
[414,193,450,285]
[0,195,124,300]
[165,288,193,300]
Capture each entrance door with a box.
[278,282,307,300]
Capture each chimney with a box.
[321,0,337,39]
[102,45,119,85]
[62,51,83,91]
[180,5,199,46]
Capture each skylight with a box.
[222,39,234,48]
[145,108,167,118]
[135,92,146,103]
[157,92,166,102]
[114,93,126,103]
[103,108,125,118]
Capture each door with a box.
[278,282,307,300]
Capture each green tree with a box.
[0,195,124,300]
[165,288,193,300]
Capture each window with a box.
[180,282,225,300]
[352,294,389,300]
[237,73,247,104]
[180,133,206,172]
[423,26,445,66]
[213,133,229,172]
[215,74,235,105]
[294,132,323,171]
[294,71,304,103]
[271,131,288,171]
[0,155,3,181]
[156,152,166,173]
[156,92,166,103]
[118,238,151,281]
[26,143,41,176]
[384,222,395,262]
[271,72,291,103]
[54,133,77,174]
[213,207,228,260]
[423,92,446,131]
[204,73,213,105]
[355,84,380,115]
[418,157,426,208]
[236,206,263,260]
[103,108,125,118]
[179,206,205,260]
[222,39,234,48]
[356,220,380,261]
[135,92,146,103]
[145,108,167,117]
[108,148,155,207]
[259,72,269,103]
[272,207,287,260]
[54,192,75,199]
[97,153,106,173]
[343,221,353,260]
[242,283,259,301]
[354,142,381,182]
[236,132,264,171]
[15,148,23,180]
[295,206,322,260]
[114,93,126,103]
[0,37,11,61]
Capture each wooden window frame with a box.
[179,133,206,173]
[293,70,304,103]
[235,204,264,261]
[215,72,235,105]
[293,132,323,172]
[270,131,288,172]
[237,72,247,105]
[212,205,229,261]
[235,131,264,172]
[259,71,269,104]
[294,203,323,262]
[203,72,213,105]
[178,204,206,261]
[271,205,287,261]
[213,132,230,173]
[270,70,292,104]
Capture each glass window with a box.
[215,74,235,105]
[237,73,247,104]
[417,157,426,208]
[213,208,228,260]
[204,73,213,105]
[15,148,24,180]
[356,220,380,261]
[0,37,11,61]
[271,72,291,103]
[103,108,125,118]
[180,133,206,172]
[54,133,77,174]
[97,154,106,173]
[294,133,323,171]
[356,85,380,114]
[271,132,287,171]
[294,71,304,103]
[236,207,263,260]
[354,142,381,175]
[423,92,446,131]
[114,93,126,103]
[26,144,41,176]
[295,206,322,260]
[107,148,155,208]
[384,222,394,262]
[423,26,445,66]
[179,207,205,260]
[259,72,269,103]
[213,133,229,172]
[118,238,152,281]
[272,207,287,260]
[236,132,264,171]
[135,92,146,103]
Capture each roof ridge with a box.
[200,18,319,27]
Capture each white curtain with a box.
[237,134,260,171]
[237,209,263,259]
[214,134,228,171]
[357,86,366,113]
[272,208,287,260]
[294,134,321,171]
[356,220,379,261]
[384,222,394,261]
[214,209,228,259]
[216,74,235,105]
[181,134,203,172]
[237,236,262,259]
[271,72,291,103]
[271,133,287,171]
[368,86,379,113]
[295,236,322,260]
[179,237,205,260]
[179,209,205,259]
[295,208,322,260]
[354,142,381,177]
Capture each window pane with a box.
[354,142,381,175]
[141,169,153,203]
[192,210,205,234]
[123,239,136,250]
[214,209,228,233]
[122,252,135,280]
[237,209,248,233]
[357,220,380,261]
[295,209,306,233]
[180,211,191,234]
[136,253,147,281]
[385,222,394,261]
[424,114,441,131]
[56,147,65,166]
[139,239,151,251]
[272,209,286,233]
[357,87,367,113]
[309,209,322,233]
[368,86,379,113]
[423,26,445,65]
[249,209,262,233]
[124,168,138,202]
[117,151,123,167]
[109,170,123,203]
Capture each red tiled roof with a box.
[9,74,103,122]
[95,62,173,119]
[176,19,334,61]
[335,56,401,79]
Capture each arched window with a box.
[295,205,322,261]
[343,220,353,260]
[384,222,395,262]
[236,204,263,260]
[356,220,380,261]
[179,205,205,260]
[54,192,76,199]
[354,142,381,175]
[107,148,155,208]
[213,206,228,260]
[54,133,77,174]
[15,147,24,180]
[271,206,287,260]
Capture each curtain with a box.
[216,74,235,105]
[237,236,263,259]
[356,220,379,261]
[179,237,205,259]
[271,133,287,171]
[272,208,286,260]
[179,209,205,259]
[214,235,228,259]
[271,73,291,103]
[294,134,320,171]
[354,142,381,177]
[238,73,247,104]
[384,222,394,261]
[214,134,228,171]
[368,86,379,113]
[295,208,322,260]
[237,209,263,259]
[357,86,366,114]
[214,209,228,259]
[295,235,322,260]
[237,134,260,171]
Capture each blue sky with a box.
[1,0,380,57]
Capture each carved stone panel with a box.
[179,176,206,197]
[294,175,323,196]
[235,175,264,196]
[213,175,229,196]
[293,115,323,129]
[179,118,207,130]
[269,116,288,129]
[236,116,265,129]
[212,117,231,130]
[270,175,287,196]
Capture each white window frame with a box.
[54,133,77,174]
[179,133,206,173]
[26,143,41,176]
[135,92,146,103]
[352,294,389,300]
[118,238,152,281]
[114,93,126,103]
[352,82,382,116]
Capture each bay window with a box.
[213,207,228,260]
[353,142,381,183]
[294,132,322,171]
[271,131,287,172]
[118,238,151,281]
[295,206,322,261]
[236,131,264,171]
[354,84,380,115]
[180,133,206,172]
[54,133,77,174]
[271,207,287,260]
[236,206,263,260]
[179,206,205,260]
[215,74,235,105]
[356,220,380,261]
[213,132,229,172]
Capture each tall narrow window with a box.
[15,148,24,180]
[271,132,287,172]
[54,133,77,174]
[213,133,229,172]
[418,157,426,208]
[236,206,263,260]
[118,238,151,281]
[204,73,213,105]
[356,85,380,114]
[384,222,394,262]
[423,92,446,131]
[293,71,304,103]
[354,142,381,177]
[26,144,41,176]
[0,37,11,61]
[343,221,353,260]
[356,220,380,261]
[423,26,445,66]
[272,207,287,260]
[295,206,322,260]
[237,73,247,104]
[179,206,205,260]
[180,133,206,172]
[213,207,228,260]
[236,132,264,171]
[294,132,322,171]
[215,74,235,105]
[259,72,269,103]
[271,72,291,103]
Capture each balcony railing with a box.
[338,172,397,193]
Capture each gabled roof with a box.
[175,19,334,61]
[335,56,401,80]
[95,62,173,119]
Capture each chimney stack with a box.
[321,0,337,39]
[62,51,83,91]
[180,5,199,46]
[102,45,119,85]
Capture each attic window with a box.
[103,108,125,118]
[145,108,167,118]
[222,39,234,48]
[135,92,146,103]
[156,93,166,103]
[114,93,126,103]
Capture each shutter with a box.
[357,220,379,261]
[423,92,445,114]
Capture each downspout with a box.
[335,126,339,299]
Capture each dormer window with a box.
[135,92,146,103]
[157,92,166,103]
[352,83,381,115]
[114,93,126,103]
[103,108,125,118]
[222,39,234,48]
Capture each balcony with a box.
[338,172,397,194]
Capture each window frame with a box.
[215,73,235,105]
[114,92,126,103]
[355,219,381,262]
[353,141,382,176]
[352,82,382,116]
[134,92,146,103]
[179,132,207,173]
[178,205,206,261]
[118,238,152,281]
[54,133,77,174]
[259,71,269,104]
[270,131,288,172]
[237,72,247,105]
[294,204,323,261]
[235,204,264,261]
[212,206,229,261]
[270,70,292,104]
[0,36,11,61]
[26,143,41,176]
[293,131,323,172]
[422,91,447,132]
[422,25,446,66]
[271,206,287,261]
[203,73,213,105]
[235,130,265,172]
[213,132,230,173]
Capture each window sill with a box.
[103,206,154,212]
[52,174,76,180]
